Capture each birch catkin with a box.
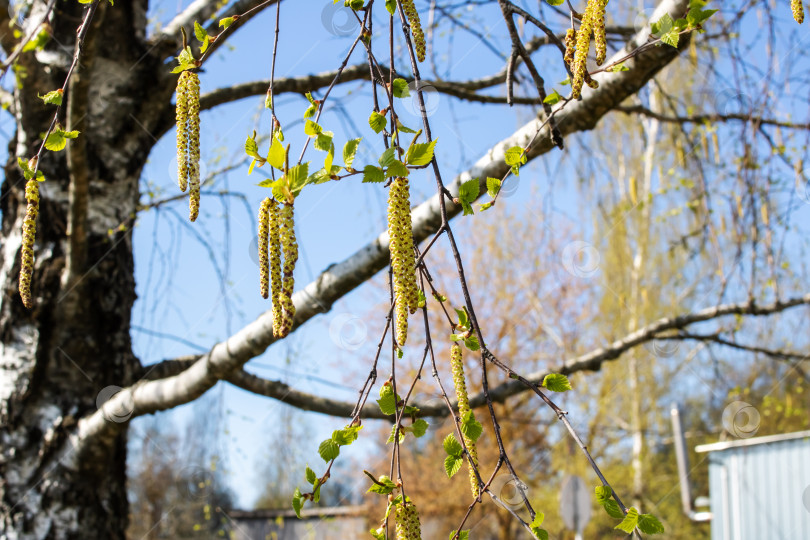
[388,176,419,347]
[175,70,201,221]
[277,202,297,338]
[571,0,607,99]
[258,198,273,299]
[451,343,480,498]
[793,0,804,24]
[401,0,426,62]
[175,73,189,193]
[19,179,39,309]
[268,200,283,337]
[395,500,422,540]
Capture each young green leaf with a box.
[385,160,409,178]
[637,513,665,534]
[267,137,285,170]
[541,373,572,392]
[378,147,397,168]
[458,178,480,216]
[343,138,361,168]
[304,120,322,136]
[460,411,483,442]
[377,392,398,415]
[369,111,387,133]
[486,177,501,198]
[504,146,527,176]
[318,438,340,462]
[44,127,79,152]
[443,433,463,456]
[392,78,410,98]
[305,466,317,485]
[445,455,463,478]
[384,0,397,15]
[387,423,405,443]
[38,89,62,106]
[332,425,362,446]
[219,17,235,30]
[292,487,303,518]
[529,513,548,540]
[362,165,385,183]
[543,90,562,105]
[454,307,470,329]
[314,133,333,152]
[367,475,397,495]
[464,335,480,351]
[449,530,470,540]
[405,139,438,166]
[411,418,429,438]
[288,162,310,195]
[614,507,640,534]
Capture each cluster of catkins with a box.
[259,197,298,338]
[451,343,480,498]
[566,0,609,100]
[18,179,39,309]
[387,176,419,347]
[793,0,805,24]
[176,70,201,221]
[401,0,426,62]
[395,499,423,540]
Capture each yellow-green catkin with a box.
[277,202,297,338]
[388,177,419,347]
[186,72,201,222]
[451,343,480,498]
[401,0,426,62]
[258,198,272,299]
[793,0,805,24]
[395,500,422,540]
[19,180,39,309]
[268,200,283,337]
[593,0,608,66]
[571,0,608,99]
[176,70,201,221]
[563,28,576,68]
[175,72,189,193]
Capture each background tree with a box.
[0,0,808,538]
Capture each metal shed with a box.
[695,430,810,540]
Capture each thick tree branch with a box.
[155,0,278,60]
[68,0,693,463]
[617,103,810,130]
[142,294,810,419]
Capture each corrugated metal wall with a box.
[707,436,810,539]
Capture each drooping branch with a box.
[142,293,810,419]
[617,103,810,130]
[68,0,693,464]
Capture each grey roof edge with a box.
[695,430,810,453]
